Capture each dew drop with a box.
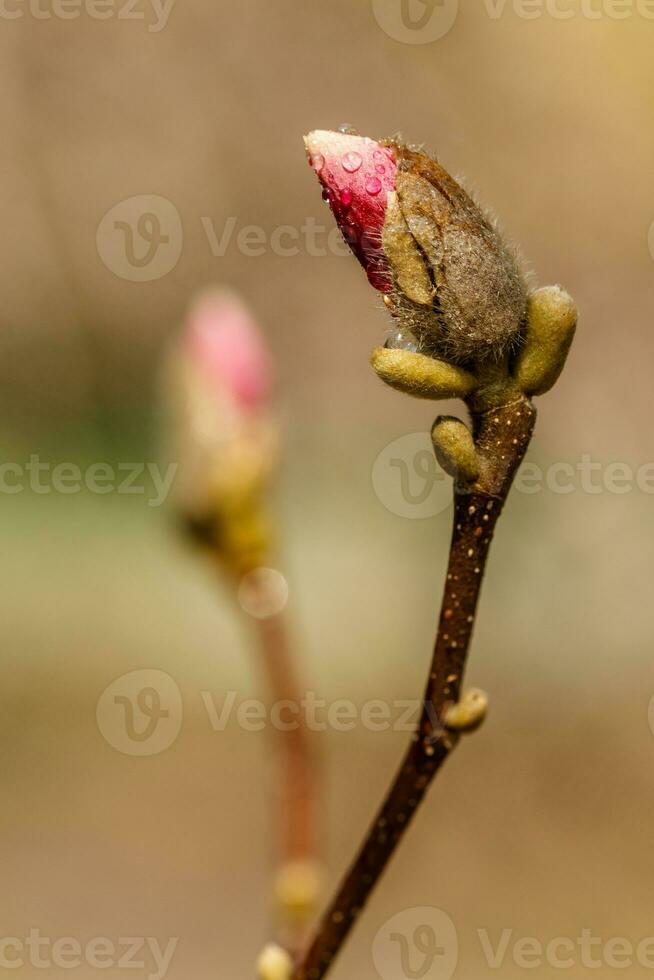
[365,175,382,196]
[310,153,325,173]
[340,188,353,206]
[338,123,359,135]
[375,164,385,174]
[342,151,363,173]
[385,327,417,353]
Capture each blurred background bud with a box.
[165,288,279,572]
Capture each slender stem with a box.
[237,572,320,958]
[292,394,536,980]
[253,607,317,865]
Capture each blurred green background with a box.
[2,1,654,977]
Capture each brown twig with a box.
[252,604,318,867]
[237,570,321,960]
[292,393,536,980]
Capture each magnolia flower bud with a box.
[305,129,528,364]
[166,289,278,572]
[304,130,397,292]
[187,289,273,410]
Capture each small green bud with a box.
[443,688,489,733]
[370,348,477,400]
[256,944,292,980]
[514,286,577,396]
[431,417,480,483]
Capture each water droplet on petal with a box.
[365,176,382,196]
[341,188,353,206]
[385,327,418,352]
[375,164,385,174]
[342,151,363,173]
[311,153,325,173]
[338,123,359,135]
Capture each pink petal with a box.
[185,290,273,411]
[304,130,397,292]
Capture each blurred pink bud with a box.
[304,129,397,292]
[185,290,273,411]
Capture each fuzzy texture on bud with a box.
[305,129,528,365]
[431,416,480,483]
[514,286,577,395]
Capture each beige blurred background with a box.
[2,1,654,977]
